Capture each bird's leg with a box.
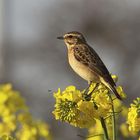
[83,82,100,101]
[89,83,100,96]
[82,81,92,99]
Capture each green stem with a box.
[108,93,116,140]
[100,117,109,140]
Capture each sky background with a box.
[2,0,140,139]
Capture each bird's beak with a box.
[57,36,64,40]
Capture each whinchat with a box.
[57,31,122,100]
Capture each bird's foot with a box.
[82,83,99,101]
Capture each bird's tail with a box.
[100,78,122,100]
[109,85,122,100]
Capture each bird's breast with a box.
[68,49,99,82]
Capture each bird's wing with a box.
[74,44,116,86]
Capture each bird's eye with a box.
[68,35,73,38]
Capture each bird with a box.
[57,31,122,100]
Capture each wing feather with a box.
[74,44,116,87]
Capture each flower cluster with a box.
[87,97,140,140]
[53,75,125,129]
[0,84,51,140]
[1,135,15,140]
[127,97,140,133]
[87,95,124,140]
[87,119,104,140]
[53,86,96,128]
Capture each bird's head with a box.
[57,31,86,48]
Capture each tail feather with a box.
[109,85,122,100]
[100,77,122,100]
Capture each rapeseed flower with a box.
[0,84,51,140]
[53,78,124,128]
[1,135,15,140]
[53,75,127,140]
[87,119,104,140]
[120,123,137,138]
[53,86,96,128]
[127,97,140,133]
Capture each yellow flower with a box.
[36,121,50,138]
[118,101,139,138]
[53,87,80,122]
[111,75,118,83]
[120,106,128,118]
[0,84,51,140]
[16,119,51,140]
[16,124,37,140]
[77,100,96,128]
[53,86,96,128]
[54,86,82,102]
[53,82,117,128]
[0,92,8,104]
[17,113,32,124]
[112,75,126,99]
[53,75,125,131]
[120,123,129,137]
[53,79,123,128]
[127,97,140,133]
[16,118,51,140]
[93,91,111,117]
[0,135,15,140]
[87,119,104,140]
[87,117,115,140]
[120,123,137,137]
[78,100,98,118]
[116,86,126,99]
[88,82,112,118]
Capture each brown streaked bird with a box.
[57,31,122,100]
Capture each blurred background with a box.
[1,0,140,139]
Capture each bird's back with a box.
[73,43,116,86]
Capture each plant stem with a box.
[77,134,104,139]
[108,93,116,140]
[100,117,109,140]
